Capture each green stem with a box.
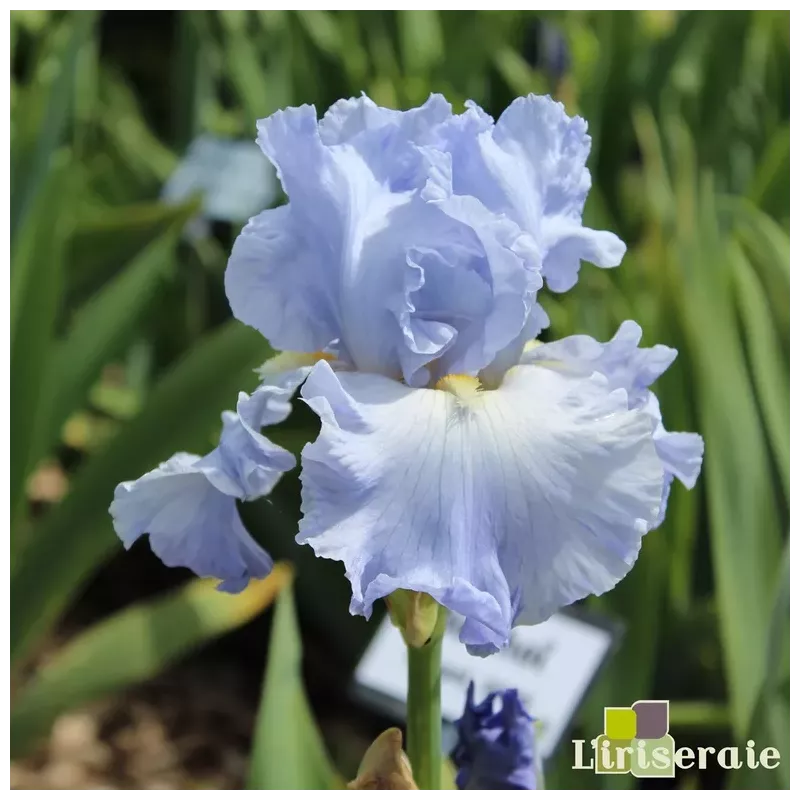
[406,611,446,789]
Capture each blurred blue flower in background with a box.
[451,682,536,790]
[110,368,307,592]
[162,134,278,241]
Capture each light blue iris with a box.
[112,93,703,654]
[109,369,307,591]
[223,93,702,654]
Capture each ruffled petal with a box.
[423,194,542,381]
[655,426,704,489]
[524,320,677,407]
[439,94,625,292]
[110,452,273,592]
[298,360,663,651]
[539,218,626,292]
[216,372,309,499]
[318,93,453,195]
[228,102,407,361]
[644,393,705,527]
[319,92,452,148]
[227,98,558,385]
[228,103,544,385]
[230,103,442,377]
[110,370,308,591]
[225,204,341,354]
[319,95,400,144]
[525,322,704,528]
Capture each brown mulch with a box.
[11,663,257,790]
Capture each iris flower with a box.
[111,93,703,655]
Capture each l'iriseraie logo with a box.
[572,700,781,779]
[595,700,674,777]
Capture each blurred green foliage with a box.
[10,10,788,789]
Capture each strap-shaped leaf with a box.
[11,153,71,533]
[37,203,198,467]
[729,545,789,789]
[731,244,789,496]
[11,564,293,758]
[247,578,339,789]
[11,11,96,242]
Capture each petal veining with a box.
[298,360,663,651]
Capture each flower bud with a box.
[386,590,441,649]
[348,728,418,790]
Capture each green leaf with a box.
[38,205,197,462]
[96,68,178,187]
[248,577,338,789]
[747,125,789,221]
[238,488,381,666]
[644,10,707,105]
[676,177,781,739]
[583,530,669,790]
[11,321,270,666]
[295,10,343,59]
[726,197,790,341]
[10,152,71,533]
[66,200,199,305]
[398,11,444,76]
[11,11,96,242]
[11,564,293,758]
[21,209,196,483]
[220,11,290,122]
[729,544,789,789]
[730,244,788,496]
[171,12,212,149]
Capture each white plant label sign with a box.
[355,611,617,760]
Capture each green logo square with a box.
[594,735,632,774]
[605,707,637,740]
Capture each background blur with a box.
[10,10,789,790]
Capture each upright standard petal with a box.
[436,94,625,292]
[227,100,543,387]
[298,360,663,652]
[451,682,536,790]
[421,194,542,382]
[319,93,453,191]
[319,93,452,146]
[110,372,306,592]
[227,103,425,376]
[225,203,342,355]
